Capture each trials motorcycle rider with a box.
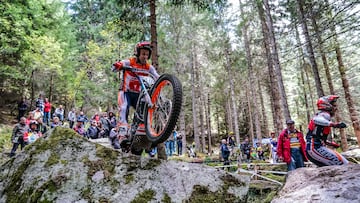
[306,95,348,166]
[112,41,159,146]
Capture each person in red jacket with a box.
[43,98,52,126]
[277,119,308,171]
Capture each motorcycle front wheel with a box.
[144,74,182,144]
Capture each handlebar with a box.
[122,65,157,80]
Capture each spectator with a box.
[241,137,251,163]
[17,97,28,121]
[250,147,257,160]
[67,108,76,129]
[33,107,43,121]
[51,116,62,128]
[109,124,121,149]
[97,122,107,138]
[77,111,88,125]
[220,139,230,170]
[9,117,28,157]
[227,132,235,148]
[100,112,111,137]
[26,112,35,126]
[277,119,308,171]
[36,118,48,134]
[166,130,176,157]
[73,118,86,137]
[92,112,100,123]
[24,120,42,144]
[86,120,99,139]
[270,132,278,163]
[108,111,117,130]
[54,105,64,121]
[43,98,51,125]
[176,132,183,155]
[256,143,265,160]
[35,94,44,111]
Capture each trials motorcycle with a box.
[118,66,182,155]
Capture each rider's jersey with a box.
[306,111,348,166]
[306,111,332,145]
[115,57,159,93]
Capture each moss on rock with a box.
[3,156,33,202]
[220,173,246,187]
[187,185,239,203]
[162,193,172,203]
[80,187,92,201]
[124,173,134,184]
[45,152,60,167]
[141,158,162,170]
[131,189,156,203]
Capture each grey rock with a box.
[272,164,360,203]
[0,127,250,203]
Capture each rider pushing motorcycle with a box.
[112,41,159,139]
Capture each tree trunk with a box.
[191,42,200,152]
[224,40,240,144]
[310,9,334,94]
[310,4,348,150]
[246,88,254,143]
[258,80,269,137]
[180,102,186,156]
[257,0,283,135]
[294,23,311,123]
[198,76,206,153]
[332,28,360,149]
[149,0,166,158]
[304,63,316,115]
[149,0,159,71]
[300,67,311,122]
[263,0,291,121]
[296,0,324,97]
[30,70,35,109]
[49,74,54,102]
[206,90,212,154]
[239,3,261,143]
[216,105,221,139]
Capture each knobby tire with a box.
[144,74,182,144]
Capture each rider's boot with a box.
[118,123,131,151]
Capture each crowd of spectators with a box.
[10,94,123,156]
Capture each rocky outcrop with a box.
[0,127,250,203]
[272,164,360,203]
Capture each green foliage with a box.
[0,124,12,150]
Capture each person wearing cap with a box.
[277,119,308,171]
